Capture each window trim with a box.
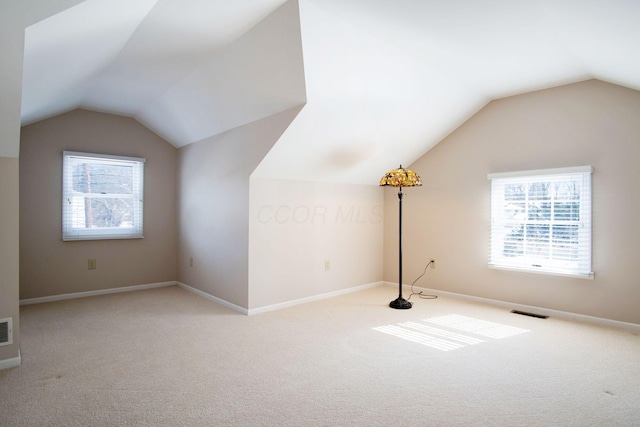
[62,151,145,241]
[488,166,593,280]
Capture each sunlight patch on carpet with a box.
[425,314,530,339]
[373,314,529,351]
[374,325,466,351]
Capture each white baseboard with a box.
[247,282,383,316]
[176,282,248,315]
[18,279,381,317]
[177,281,383,316]
[383,281,640,332]
[19,281,176,305]
[0,351,21,371]
[24,279,630,331]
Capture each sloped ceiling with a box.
[21,0,640,184]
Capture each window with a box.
[62,151,145,241]
[488,166,593,279]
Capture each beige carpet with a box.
[1,285,639,426]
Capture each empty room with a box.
[1,1,640,425]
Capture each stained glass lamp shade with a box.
[379,166,423,188]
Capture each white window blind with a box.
[62,151,145,241]
[488,166,593,279]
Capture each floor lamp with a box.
[380,165,422,309]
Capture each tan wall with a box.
[0,157,20,361]
[386,80,640,324]
[178,106,302,308]
[248,178,383,310]
[19,110,178,299]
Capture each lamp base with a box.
[389,297,412,309]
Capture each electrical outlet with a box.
[430,259,436,269]
[189,257,194,267]
[88,259,96,270]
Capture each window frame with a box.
[488,166,593,280]
[62,151,145,241]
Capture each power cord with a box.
[408,260,438,301]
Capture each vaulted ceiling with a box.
[21,0,640,184]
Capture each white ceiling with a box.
[21,0,640,184]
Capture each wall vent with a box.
[0,318,13,346]
[511,310,549,319]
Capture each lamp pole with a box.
[390,186,412,309]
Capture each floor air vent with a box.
[0,318,12,346]
[511,310,548,319]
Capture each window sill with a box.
[488,264,594,280]
[63,234,144,242]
